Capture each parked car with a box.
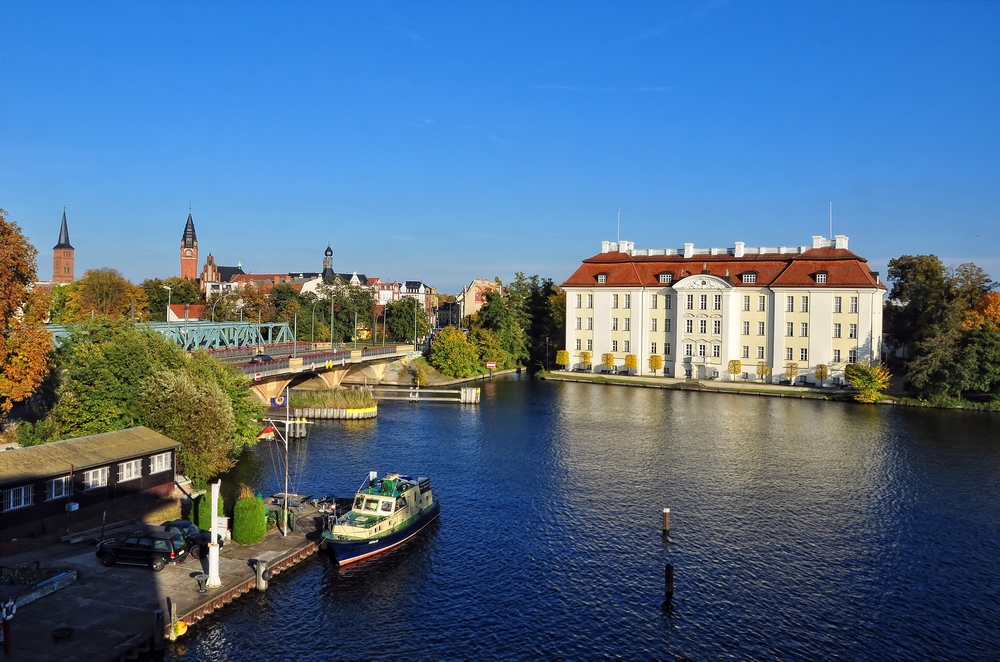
[248,354,274,365]
[96,531,189,571]
[128,521,224,559]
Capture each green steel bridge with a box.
[46,321,293,352]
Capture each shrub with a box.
[193,492,224,531]
[232,484,266,545]
[845,362,891,403]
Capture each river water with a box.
[168,377,999,661]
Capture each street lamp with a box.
[210,291,231,322]
[311,300,321,343]
[162,286,172,329]
[354,308,358,349]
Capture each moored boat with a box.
[320,471,440,565]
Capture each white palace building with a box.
[562,235,886,384]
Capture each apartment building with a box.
[562,235,885,383]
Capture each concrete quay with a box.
[2,505,326,662]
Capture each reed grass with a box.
[289,388,376,409]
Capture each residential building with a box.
[456,278,503,321]
[562,235,885,383]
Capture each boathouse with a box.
[0,427,180,541]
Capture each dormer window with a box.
[658,273,673,284]
[741,273,757,284]
[597,273,608,284]
[816,272,828,284]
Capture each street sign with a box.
[486,361,496,370]
[254,373,262,381]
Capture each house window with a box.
[612,294,619,309]
[850,297,859,314]
[742,346,749,359]
[623,294,631,309]
[800,348,808,362]
[587,294,593,309]
[801,296,809,313]
[624,341,630,353]
[695,344,705,357]
[713,320,721,335]
[45,476,71,501]
[651,318,658,332]
[659,273,672,284]
[713,295,722,310]
[624,318,630,331]
[118,459,142,483]
[686,295,694,310]
[833,349,841,362]
[834,323,842,338]
[575,294,582,308]
[685,343,693,356]
[742,321,750,335]
[2,485,33,512]
[665,319,672,332]
[849,324,857,339]
[757,321,765,336]
[786,322,794,337]
[834,296,842,313]
[699,294,708,310]
[597,274,607,284]
[685,319,694,334]
[651,295,658,309]
[786,296,795,312]
[586,317,593,330]
[757,346,765,359]
[83,467,109,490]
[612,318,619,331]
[742,273,756,284]
[575,317,581,330]
[651,342,657,354]
[743,296,751,311]
[665,342,672,355]
[665,295,672,310]
[575,339,581,350]
[699,320,707,334]
[817,273,827,284]
[150,452,172,475]
[801,323,809,337]
[758,296,766,312]
[612,340,619,352]
[785,347,793,361]
[587,339,593,351]
[712,345,721,358]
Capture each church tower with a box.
[52,207,74,283]
[180,209,199,280]
[322,242,334,279]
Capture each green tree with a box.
[65,268,148,321]
[470,290,528,365]
[428,327,480,377]
[142,277,203,322]
[0,209,53,419]
[470,328,514,370]
[232,485,267,544]
[844,362,891,403]
[385,297,430,343]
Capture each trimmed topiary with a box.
[232,484,267,545]
[193,493,224,531]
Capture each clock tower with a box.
[180,209,198,280]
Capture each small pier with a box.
[371,386,481,404]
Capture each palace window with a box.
[118,459,142,483]
[801,296,809,313]
[665,319,672,332]
[575,294,582,308]
[743,296,751,311]
[587,339,593,351]
[2,485,33,512]
[713,320,722,335]
[758,296,766,312]
[587,294,593,309]
[665,295,672,310]
[786,322,794,337]
[685,343,693,356]
[742,321,750,335]
[800,348,808,362]
[665,342,672,355]
[612,318,618,331]
[713,295,722,311]
[575,317,581,330]
[834,296,842,313]
[686,295,694,310]
[816,272,828,284]
[786,296,795,312]
[612,294,619,309]
[612,340,618,352]
[597,274,607,284]
[698,344,707,357]
[587,318,593,330]
[757,346,765,359]
[850,297,859,314]
[699,294,708,310]
[742,346,749,359]
[742,273,756,284]
[699,320,707,334]
[651,342,657,354]
[849,323,857,339]
[83,467,109,490]
[801,323,809,337]
[623,294,631,309]
[150,452,172,475]
[686,319,694,334]
[786,347,793,361]
[659,273,673,284]
[624,341,630,353]
[624,318,630,331]
[712,345,721,358]
[45,476,71,501]
[651,318,658,332]
[833,349,841,363]
[651,294,658,309]
[575,339,581,350]
[757,321,765,336]
[834,323,841,338]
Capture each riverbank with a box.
[1,501,328,662]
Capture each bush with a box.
[233,486,267,545]
[192,492,225,531]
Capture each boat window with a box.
[396,497,407,509]
[354,496,364,509]
[364,498,379,511]
[380,501,393,513]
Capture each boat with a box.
[320,471,440,565]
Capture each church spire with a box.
[181,210,198,248]
[54,207,73,249]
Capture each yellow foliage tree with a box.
[845,362,891,403]
[727,359,741,381]
[648,354,663,375]
[815,364,829,387]
[580,351,591,367]
[601,353,615,369]
[555,350,570,369]
[624,354,637,371]
[785,362,799,382]
[963,291,1000,329]
[756,361,771,382]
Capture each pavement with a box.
[0,505,326,662]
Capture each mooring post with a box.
[152,609,165,651]
[662,507,671,535]
[255,559,269,592]
[167,597,177,642]
[664,563,674,601]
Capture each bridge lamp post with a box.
[210,291,230,323]
[162,286,172,330]
[353,308,358,349]
[310,300,321,343]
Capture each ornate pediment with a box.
[672,274,731,290]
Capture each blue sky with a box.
[3,1,998,293]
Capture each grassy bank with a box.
[289,388,376,410]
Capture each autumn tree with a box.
[0,209,53,419]
[844,362,892,403]
[601,353,615,370]
[142,277,203,321]
[624,354,638,372]
[579,351,592,368]
[815,364,829,387]
[756,361,771,382]
[648,354,663,375]
[428,327,480,377]
[63,268,148,321]
[727,359,741,381]
[785,362,799,383]
[556,350,570,370]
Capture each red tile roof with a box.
[562,247,885,289]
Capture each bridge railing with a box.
[301,351,353,367]
[237,358,292,377]
[361,346,400,358]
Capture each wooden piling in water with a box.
[664,563,674,600]
[662,508,670,535]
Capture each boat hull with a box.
[324,500,440,566]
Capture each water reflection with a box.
[174,379,999,661]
